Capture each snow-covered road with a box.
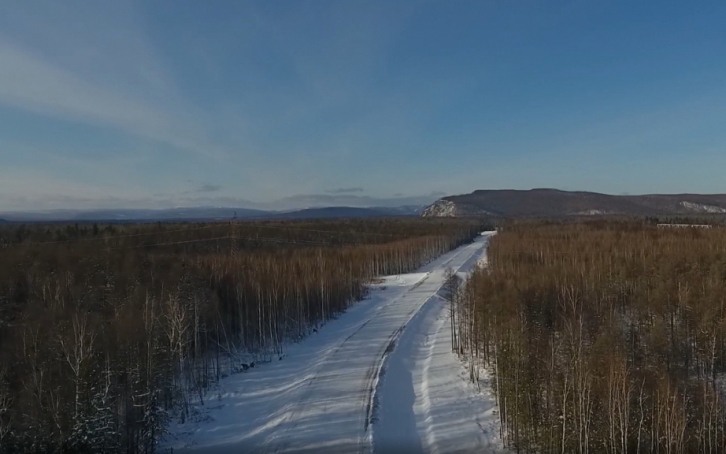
[164,232,502,454]
[373,234,504,454]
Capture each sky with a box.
[1,1,725,211]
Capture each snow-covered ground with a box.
[680,201,726,213]
[373,234,503,454]
[163,232,501,454]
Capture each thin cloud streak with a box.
[0,41,226,159]
[198,184,223,193]
[325,187,365,194]
[0,184,443,213]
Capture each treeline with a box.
[456,221,726,453]
[0,218,482,453]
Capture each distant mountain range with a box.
[421,189,726,218]
[271,206,422,219]
[0,205,425,223]
[9,189,726,222]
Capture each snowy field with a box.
[163,232,502,453]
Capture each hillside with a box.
[422,189,726,218]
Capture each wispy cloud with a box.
[198,184,222,193]
[0,2,228,160]
[0,167,141,211]
[325,187,364,194]
[0,163,446,212]
[270,193,442,210]
[0,41,226,158]
[0,168,251,211]
[0,2,484,210]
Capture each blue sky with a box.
[1,1,725,211]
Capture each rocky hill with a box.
[422,189,726,218]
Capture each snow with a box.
[373,272,430,288]
[421,200,459,218]
[162,232,502,454]
[421,199,492,218]
[575,209,610,215]
[372,232,504,454]
[681,201,726,213]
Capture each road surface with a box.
[164,232,502,454]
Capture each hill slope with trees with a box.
[422,188,726,218]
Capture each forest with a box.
[454,220,726,453]
[0,217,483,453]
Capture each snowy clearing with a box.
[163,232,501,454]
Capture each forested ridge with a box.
[0,218,482,453]
[456,221,726,453]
